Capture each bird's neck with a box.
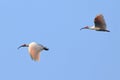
[26,44,29,47]
[89,26,95,30]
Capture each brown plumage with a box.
[94,14,107,30]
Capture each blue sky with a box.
[0,0,120,80]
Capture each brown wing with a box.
[29,47,40,61]
[94,14,106,29]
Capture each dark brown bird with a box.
[80,14,110,32]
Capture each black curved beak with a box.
[17,45,23,49]
[80,27,85,30]
[17,44,27,49]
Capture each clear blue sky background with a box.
[0,0,120,80]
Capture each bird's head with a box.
[18,44,29,49]
[80,26,89,30]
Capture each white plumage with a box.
[18,42,49,61]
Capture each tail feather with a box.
[106,30,110,32]
[43,47,49,51]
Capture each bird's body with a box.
[80,14,110,32]
[18,42,49,61]
[87,26,100,30]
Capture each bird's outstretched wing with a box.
[94,14,106,29]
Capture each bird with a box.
[18,42,49,61]
[80,14,110,32]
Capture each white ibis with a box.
[18,42,49,61]
[80,14,110,32]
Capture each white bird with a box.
[18,42,49,61]
[80,14,110,32]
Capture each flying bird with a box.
[18,42,49,61]
[80,14,110,32]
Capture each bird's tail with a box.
[105,30,110,32]
[43,47,49,51]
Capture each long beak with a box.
[17,44,27,49]
[17,45,23,49]
[80,27,85,30]
[17,44,28,49]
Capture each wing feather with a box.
[94,14,106,29]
